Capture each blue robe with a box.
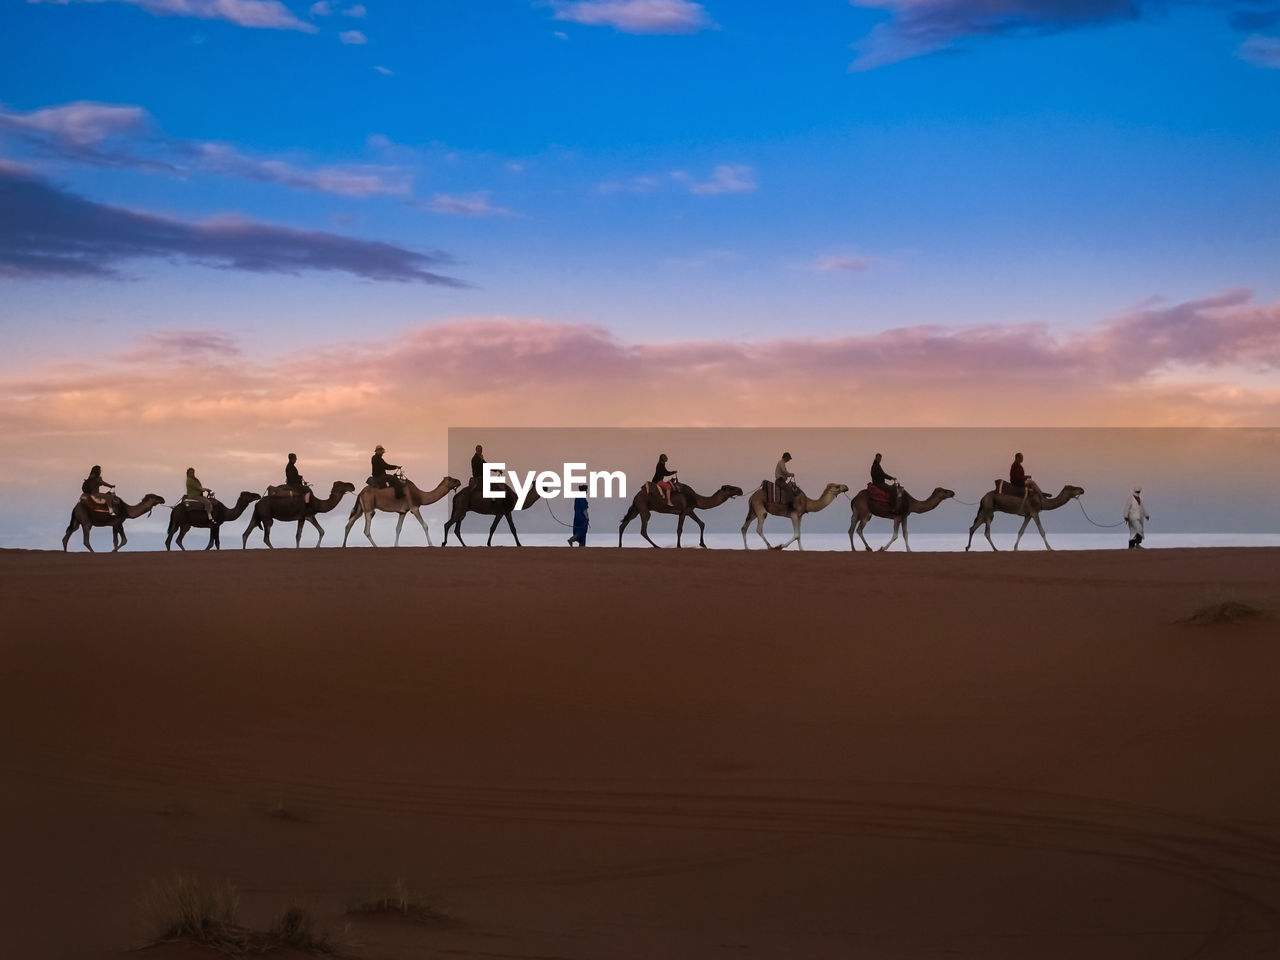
[572,496,589,544]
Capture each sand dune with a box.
[2,546,1279,958]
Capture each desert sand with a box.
[2,545,1279,959]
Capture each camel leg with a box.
[740,508,751,549]
[306,515,325,547]
[506,511,522,547]
[984,520,997,551]
[486,512,502,546]
[244,514,265,549]
[901,518,911,553]
[773,515,801,551]
[410,507,432,547]
[80,521,94,552]
[113,524,126,552]
[444,509,467,547]
[355,508,378,547]
[342,506,361,547]
[639,508,660,548]
[1032,513,1053,551]
[675,513,684,548]
[689,512,707,548]
[857,518,874,553]
[880,520,899,552]
[394,512,407,547]
[848,516,856,552]
[618,505,638,546]
[207,524,218,550]
[755,514,774,549]
[1014,514,1033,551]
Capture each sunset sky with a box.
[2,0,1279,544]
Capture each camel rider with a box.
[870,452,900,512]
[371,445,405,499]
[470,444,487,492]
[81,465,117,515]
[652,454,677,506]
[1009,452,1042,498]
[185,467,215,523]
[774,452,796,505]
[285,453,310,503]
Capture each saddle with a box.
[867,482,905,515]
[267,484,309,501]
[762,479,793,507]
[80,493,114,514]
[368,475,406,499]
[995,479,1027,498]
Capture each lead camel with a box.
[966,484,1085,551]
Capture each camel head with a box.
[825,483,850,496]
[1064,484,1085,499]
[142,493,165,516]
[237,491,262,506]
[720,485,744,498]
[335,481,357,495]
[444,476,462,491]
[934,488,956,501]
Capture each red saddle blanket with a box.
[761,480,792,507]
[80,493,113,514]
[867,482,889,505]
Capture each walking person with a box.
[568,484,589,547]
[1125,486,1150,549]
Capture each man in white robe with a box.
[1125,487,1150,549]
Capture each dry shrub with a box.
[140,875,247,952]
[1185,599,1267,625]
[348,878,453,926]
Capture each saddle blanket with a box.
[761,480,792,507]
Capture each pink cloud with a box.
[31,0,317,32]
[550,0,713,34]
[426,191,513,217]
[812,253,874,273]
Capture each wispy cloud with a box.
[309,0,331,13]
[677,163,756,195]
[373,64,394,75]
[342,3,365,16]
[426,191,514,217]
[1238,32,1280,66]
[0,101,409,197]
[810,253,875,273]
[31,0,317,32]
[0,167,460,284]
[550,0,714,34]
[599,165,756,196]
[120,329,243,363]
[848,1,1280,69]
[338,28,366,43]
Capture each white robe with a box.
[1125,494,1149,540]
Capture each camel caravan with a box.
[63,448,1085,553]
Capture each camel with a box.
[618,482,744,548]
[442,483,542,547]
[342,476,461,547]
[241,481,356,549]
[62,493,165,552]
[740,482,849,551]
[966,484,1085,552]
[848,486,955,552]
[165,491,261,551]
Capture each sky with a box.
[2,0,1279,545]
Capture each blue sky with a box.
[1,0,1279,540]
[4,0,1279,347]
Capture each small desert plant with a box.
[348,878,452,925]
[1185,599,1267,625]
[140,875,247,952]
[268,904,350,954]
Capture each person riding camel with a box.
[81,465,117,516]
[870,452,900,512]
[470,444,487,492]
[774,452,796,506]
[371,445,405,499]
[1008,452,1042,506]
[652,454,677,506]
[185,467,215,523]
[284,453,311,503]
